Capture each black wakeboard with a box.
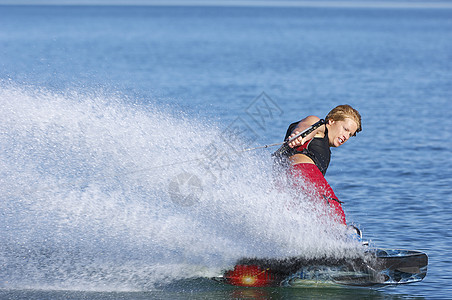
[212,249,428,288]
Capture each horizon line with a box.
[1,1,452,9]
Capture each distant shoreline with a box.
[1,1,452,9]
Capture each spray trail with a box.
[0,85,361,291]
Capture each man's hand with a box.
[287,131,305,148]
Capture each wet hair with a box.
[325,104,362,135]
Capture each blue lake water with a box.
[0,4,451,299]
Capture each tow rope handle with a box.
[272,119,326,158]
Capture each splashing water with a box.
[0,84,363,291]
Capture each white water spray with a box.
[0,84,362,291]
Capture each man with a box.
[276,104,362,225]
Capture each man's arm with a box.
[287,115,324,148]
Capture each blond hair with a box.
[325,104,362,135]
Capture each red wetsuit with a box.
[290,163,346,225]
